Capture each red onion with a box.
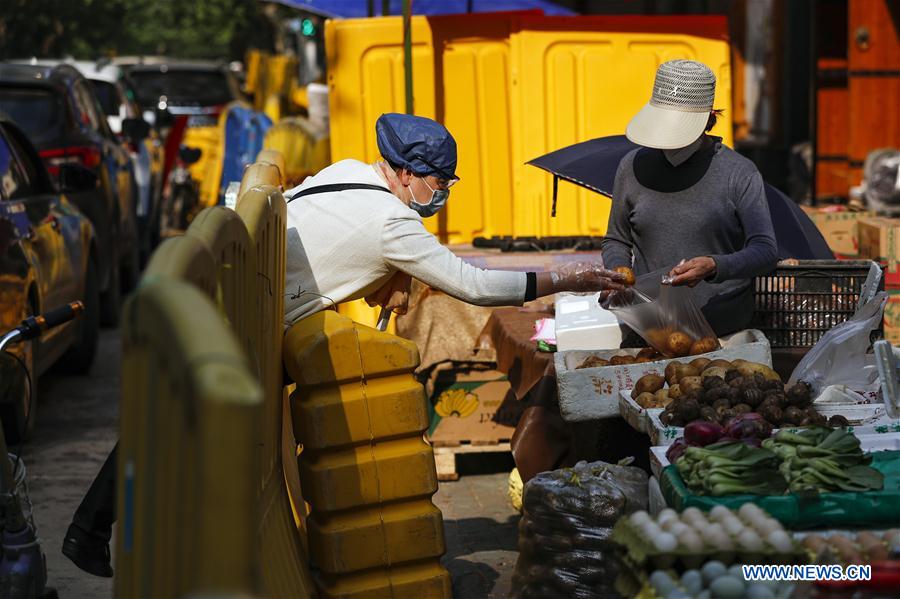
[666,439,688,463]
[684,420,725,447]
[724,412,773,440]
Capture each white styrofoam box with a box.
[554,292,622,351]
[618,390,658,434]
[648,476,667,515]
[556,329,772,422]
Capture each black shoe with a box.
[62,524,113,578]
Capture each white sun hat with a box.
[625,59,717,150]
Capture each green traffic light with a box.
[301,19,315,36]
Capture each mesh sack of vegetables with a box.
[509,460,649,599]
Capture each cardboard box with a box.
[427,368,522,446]
[801,205,875,257]
[555,329,772,422]
[885,291,900,344]
[858,216,900,272]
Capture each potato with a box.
[634,356,652,363]
[610,354,636,366]
[678,364,700,379]
[679,376,703,395]
[634,392,656,408]
[654,388,670,406]
[705,359,733,371]
[576,356,609,369]
[668,384,683,401]
[667,331,693,357]
[737,362,782,382]
[636,347,660,360]
[701,366,729,381]
[632,374,666,398]
[644,328,671,352]
[615,266,636,286]
[689,336,719,356]
[664,361,682,386]
[689,357,711,372]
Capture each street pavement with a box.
[20,329,519,598]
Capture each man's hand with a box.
[365,271,412,315]
[668,257,717,287]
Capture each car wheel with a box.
[122,241,141,294]
[100,241,121,327]
[0,299,38,445]
[59,259,100,374]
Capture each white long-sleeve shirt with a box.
[283,159,526,326]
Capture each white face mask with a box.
[663,135,705,166]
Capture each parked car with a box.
[0,114,99,441]
[122,59,244,127]
[0,62,140,325]
[72,60,165,261]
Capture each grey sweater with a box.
[601,137,778,315]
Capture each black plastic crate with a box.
[751,260,882,349]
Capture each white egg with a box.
[642,521,662,539]
[630,511,651,527]
[658,508,679,525]
[654,532,679,552]
[739,529,765,552]
[754,518,784,537]
[665,521,691,537]
[722,517,746,537]
[710,531,734,552]
[682,507,705,522]
[678,530,705,553]
[766,530,794,553]
[710,505,732,522]
[738,502,765,522]
[702,523,726,542]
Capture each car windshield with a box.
[90,80,119,116]
[0,87,66,143]
[126,69,232,108]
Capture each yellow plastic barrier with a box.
[118,150,317,598]
[283,311,451,599]
[116,279,262,597]
[325,14,733,242]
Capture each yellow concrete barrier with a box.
[283,311,451,599]
[116,279,262,597]
[118,150,317,598]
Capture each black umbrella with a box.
[528,135,834,261]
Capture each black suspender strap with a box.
[287,183,394,203]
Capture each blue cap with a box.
[375,113,458,181]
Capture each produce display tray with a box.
[649,433,900,480]
[659,450,900,529]
[556,329,771,422]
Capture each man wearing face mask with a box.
[601,60,778,335]
[283,112,625,326]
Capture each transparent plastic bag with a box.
[789,291,888,397]
[509,460,648,599]
[604,273,720,358]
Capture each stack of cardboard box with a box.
[856,216,900,343]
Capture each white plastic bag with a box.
[789,291,888,396]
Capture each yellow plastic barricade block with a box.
[284,311,451,599]
[116,280,262,598]
[326,14,733,241]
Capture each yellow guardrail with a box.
[117,150,316,598]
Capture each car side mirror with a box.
[59,164,99,193]
[122,117,151,141]
[178,146,202,165]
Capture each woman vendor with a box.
[601,59,778,336]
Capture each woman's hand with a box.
[668,257,717,287]
[365,271,412,315]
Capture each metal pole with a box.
[382,0,390,16]
[368,0,374,17]
[403,0,413,114]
